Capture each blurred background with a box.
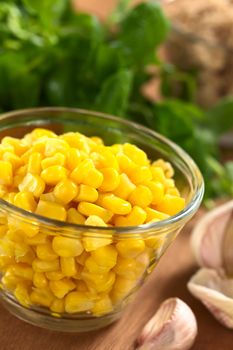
[0,0,232,203]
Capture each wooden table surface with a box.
[1,212,233,350]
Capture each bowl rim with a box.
[0,107,204,234]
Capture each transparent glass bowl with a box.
[0,107,204,332]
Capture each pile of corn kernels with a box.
[0,129,185,316]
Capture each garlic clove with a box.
[188,267,233,329]
[136,298,198,350]
[191,200,233,269]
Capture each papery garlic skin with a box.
[137,298,197,350]
[191,200,233,269]
[188,268,233,329]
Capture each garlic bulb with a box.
[191,200,233,273]
[188,268,233,329]
[136,298,198,350]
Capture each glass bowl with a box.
[0,107,204,332]
[162,0,233,107]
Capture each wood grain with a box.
[1,212,233,350]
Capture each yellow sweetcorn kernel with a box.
[98,168,120,192]
[0,225,7,238]
[61,132,89,150]
[143,181,164,205]
[152,159,174,178]
[50,298,65,313]
[18,173,45,198]
[0,144,14,157]
[82,234,112,252]
[14,242,35,264]
[114,206,147,227]
[82,168,103,188]
[156,194,185,216]
[110,276,137,304]
[41,153,66,170]
[27,152,42,175]
[14,192,37,212]
[49,278,76,299]
[14,282,31,307]
[36,243,58,261]
[45,271,64,281]
[66,148,81,170]
[53,179,78,205]
[13,175,24,188]
[114,257,146,279]
[82,270,116,293]
[129,166,152,185]
[116,239,145,258]
[91,136,103,145]
[44,138,69,157]
[91,149,119,170]
[75,250,89,266]
[30,287,54,308]
[65,291,94,313]
[151,166,166,184]
[52,236,83,258]
[3,192,16,204]
[25,232,47,245]
[11,263,33,280]
[70,159,94,184]
[76,280,89,293]
[85,256,110,274]
[36,200,67,221]
[166,187,180,196]
[128,185,153,208]
[41,165,68,186]
[67,208,86,225]
[78,202,112,223]
[145,235,165,250]
[32,258,60,273]
[91,245,117,269]
[113,173,136,200]
[2,137,28,156]
[1,268,21,290]
[123,143,148,166]
[30,128,56,141]
[145,207,169,223]
[0,161,13,185]
[60,257,77,277]
[3,152,22,170]
[74,184,98,203]
[116,152,136,174]
[0,185,7,199]
[40,192,56,202]
[91,294,113,316]
[33,272,48,288]
[98,194,132,215]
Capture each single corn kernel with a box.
[3,192,16,204]
[164,179,175,189]
[41,153,66,170]
[30,287,54,307]
[151,167,166,183]
[111,277,137,304]
[114,257,146,279]
[52,236,83,257]
[53,179,78,204]
[36,200,67,221]
[11,263,33,280]
[91,294,113,316]
[44,138,69,157]
[15,165,27,176]
[123,143,148,165]
[3,152,22,170]
[50,278,76,299]
[14,243,35,264]
[45,271,64,281]
[66,148,81,170]
[65,291,94,313]
[145,207,169,223]
[33,272,48,288]
[116,239,145,258]
[41,165,67,186]
[36,243,58,261]
[70,159,94,184]
[128,185,153,208]
[144,181,164,205]
[40,192,56,202]
[27,152,42,174]
[30,128,56,141]
[91,245,117,269]
[82,168,103,188]
[85,256,110,274]
[76,280,89,293]
[81,270,115,293]
[14,282,31,307]
[153,159,174,178]
[1,269,21,290]
[155,194,185,216]
[50,298,65,313]
[166,187,180,196]
[98,168,120,192]
[91,136,103,145]
[2,137,28,156]
[113,173,136,200]
[82,235,112,252]
[99,194,132,215]
[116,153,136,174]
[145,235,165,249]
[0,161,13,185]
[91,150,119,170]
[25,232,47,245]
[74,184,98,203]
[32,258,60,272]
[129,166,152,185]
[14,192,37,212]
[67,208,86,225]
[78,202,112,223]
[19,173,45,198]
[60,257,77,277]
[114,206,147,226]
